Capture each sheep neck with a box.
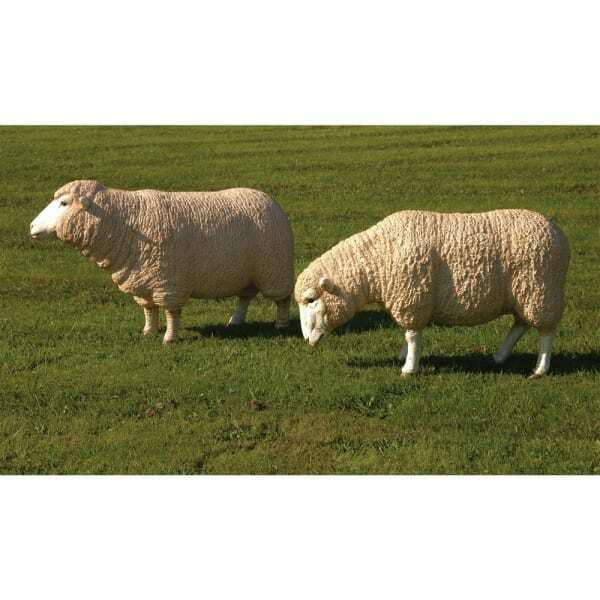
[317,227,385,316]
[58,194,150,286]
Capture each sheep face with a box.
[298,276,353,346]
[299,293,329,347]
[30,193,87,239]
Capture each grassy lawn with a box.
[1,125,599,474]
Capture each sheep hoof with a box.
[400,372,414,379]
[493,353,507,365]
[527,372,545,380]
[163,337,177,345]
[275,321,289,330]
[227,318,242,327]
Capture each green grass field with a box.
[1,126,599,474]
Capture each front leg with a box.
[401,330,422,377]
[134,296,159,336]
[163,309,182,344]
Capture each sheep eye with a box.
[60,200,68,206]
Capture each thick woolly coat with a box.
[295,209,570,333]
[55,180,294,309]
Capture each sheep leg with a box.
[401,330,422,377]
[143,306,160,335]
[399,342,408,361]
[275,296,291,329]
[493,322,528,364]
[163,309,182,344]
[528,333,555,379]
[228,297,252,326]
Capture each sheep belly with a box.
[175,238,257,300]
[188,273,256,300]
[430,241,509,326]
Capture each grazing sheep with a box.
[30,180,294,342]
[295,209,570,378]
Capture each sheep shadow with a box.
[185,319,302,340]
[347,351,600,376]
[185,309,393,340]
[190,310,398,339]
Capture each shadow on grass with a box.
[348,352,600,376]
[185,309,394,340]
[185,320,302,340]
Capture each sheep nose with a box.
[308,331,323,347]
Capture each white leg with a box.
[228,297,251,326]
[401,330,422,376]
[399,341,408,361]
[142,306,159,335]
[163,309,181,344]
[493,323,528,364]
[529,333,554,378]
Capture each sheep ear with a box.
[319,277,336,294]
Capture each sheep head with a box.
[30,180,104,239]
[296,275,356,347]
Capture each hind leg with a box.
[516,304,561,378]
[252,253,294,331]
[528,332,555,379]
[493,319,529,364]
[274,296,291,329]
[513,269,566,378]
[163,308,182,344]
[399,341,408,361]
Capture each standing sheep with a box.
[30,180,294,342]
[295,209,570,378]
